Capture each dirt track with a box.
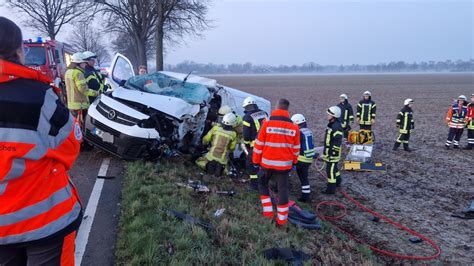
[211,73,474,264]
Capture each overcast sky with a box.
[1,0,473,65]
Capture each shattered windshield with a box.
[125,72,211,105]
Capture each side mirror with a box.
[119,80,126,86]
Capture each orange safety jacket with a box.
[252,109,300,171]
[0,59,82,245]
[467,103,474,130]
[445,102,468,129]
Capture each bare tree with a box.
[154,0,211,71]
[99,0,159,69]
[68,23,111,66]
[98,0,211,71]
[7,0,95,40]
[111,31,155,70]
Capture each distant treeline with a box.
[165,59,474,74]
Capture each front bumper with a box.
[85,115,157,160]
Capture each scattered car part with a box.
[216,190,236,197]
[161,208,214,231]
[175,180,210,193]
[343,161,387,172]
[263,247,311,265]
[213,208,226,218]
[409,237,423,244]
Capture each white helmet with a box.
[339,94,348,100]
[363,91,372,97]
[71,52,86,63]
[218,105,232,116]
[458,95,467,101]
[242,97,257,108]
[404,98,414,105]
[222,113,237,126]
[291,114,306,125]
[82,51,97,60]
[327,106,341,118]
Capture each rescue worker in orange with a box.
[445,95,468,149]
[464,94,474,150]
[253,99,300,227]
[0,17,83,265]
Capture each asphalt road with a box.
[70,150,124,266]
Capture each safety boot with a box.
[463,145,473,150]
[336,177,342,187]
[393,142,400,151]
[403,144,411,152]
[321,184,336,195]
[453,145,459,149]
[298,193,311,203]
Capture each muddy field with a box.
[211,73,474,264]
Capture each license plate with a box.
[92,127,114,143]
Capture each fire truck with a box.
[23,37,75,103]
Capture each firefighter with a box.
[253,99,300,227]
[337,93,354,140]
[82,51,110,103]
[217,105,244,141]
[464,94,474,150]
[393,99,415,152]
[65,52,99,124]
[291,114,316,202]
[322,106,343,194]
[242,97,268,190]
[445,95,468,149]
[196,113,238,176]
[0,17,82,265]
[356,91,376,131]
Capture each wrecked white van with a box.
[85,54,271,159]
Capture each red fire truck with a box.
[23,37,75,102]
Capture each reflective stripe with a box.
[249,174,258,179]
[262,158,293,167]
[261,198,271,204]
[277,214,288,221]
[0,185,74,226]
[293,152,299,156]
[277,206,289,212]
[302,190,311,193]
[263,142,295,148]
[263,206,273,212]
[293,145,300,149]
[242,121,251,127]
[301,185,310,189]
[0,183,6,196]
[3,159,26,182]
[253,148,262,154]
[0,202,81,244]
[266,127,296,137]
[255,139,264,146]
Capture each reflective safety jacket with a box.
[445,102,467,129]
[242,108,268,147]
[466,103,474,130]
[84,65,109,97]
[323,119,343,163]
[357,99,376,125]
[0,60,82,245]
[65,67,98,110]
[298,127,316,164]
[396,105,414,133]
[203,125,237,165]
[253,109,300,171]
[337,100,354,129]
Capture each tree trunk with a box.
[155,23,164,71]
[135,35,147,71]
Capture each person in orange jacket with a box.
[445,95,468,149]
[464,94,474,150]
[253,99,300,227]
[0,17,82,265]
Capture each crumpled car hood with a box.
[112,87,201,119]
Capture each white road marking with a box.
[75,158,111,266]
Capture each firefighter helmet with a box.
[327,106,341,118]
[222,113,237,126]
[458,95,467,101]
[82,51,97,60]
[218,105,232,116]
[291,114,306,125]
[404,98,414,105]
[242,97,257,107]
[71,52,86,63]
[339,94,348,100]
[363,91,372,97]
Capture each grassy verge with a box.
[116,159,376,265]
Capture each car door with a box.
[108,53,136,90]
